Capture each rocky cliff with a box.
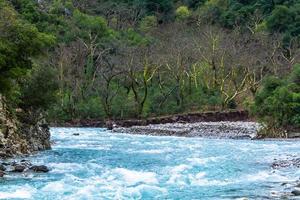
[0,95,51,158]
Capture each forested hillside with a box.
[1,0,300,136]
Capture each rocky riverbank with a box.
[113,121,261,139]
[0,95,51,158]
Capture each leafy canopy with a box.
[0,0,54,96]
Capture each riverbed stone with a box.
[20,160,32,168]
[13,165,26,172]
[272,158,300,169]
[30,165,49,173]
[292,189,300,196]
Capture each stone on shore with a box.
[113,121,260,139]
[288,132,300,138]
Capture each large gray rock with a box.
[292,188,300,196]
[13,165,26,173]
[30,165,49,173]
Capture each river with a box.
[0,127,300,199]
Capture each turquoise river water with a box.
[0,128,300,199]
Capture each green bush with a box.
[253,64,300,135]
[176,6,191,21]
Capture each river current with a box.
[0,127,300,199]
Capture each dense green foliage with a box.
[0,0,299,135]
[19,65,58,110]
[0,0,57,111]
[253,64,300,136]
[0,0,53,95]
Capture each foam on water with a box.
[0,185,36,199]
[42,182,65,192]
[0,127,300,199]
[189,172,231,186]
[112,168,158,185]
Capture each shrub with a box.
[252,64,300,136]
[176,6,191,20]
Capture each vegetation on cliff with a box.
[0,0,299,137]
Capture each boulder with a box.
[20,160,32,167]
[30,165,49,173]
[292,189,300,196]
[13,165,26,172]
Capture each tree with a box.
[266,5,293,33]
[0,0,54,98]
[123,47,158,117]
[19,65,59,111]
[253,64,300,137]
